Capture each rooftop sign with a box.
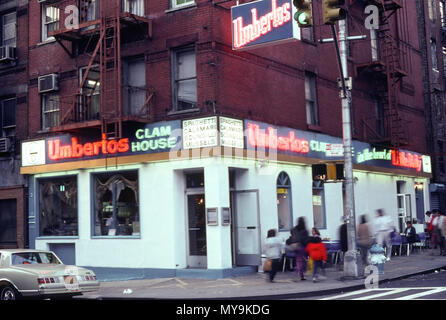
[231,0,300,50]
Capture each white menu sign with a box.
[220,117,244,149]
[183,117,218,149]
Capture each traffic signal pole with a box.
[331,20,364,279]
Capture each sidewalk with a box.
[78,250,446,300]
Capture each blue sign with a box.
[231,0,300,50]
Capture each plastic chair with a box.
[325,241,341,266]
[390,233,402,256]
[413,233,426,253]
[282,248,296,272]
[401,235,410,256]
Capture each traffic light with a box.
[322,0,346,25]
[293,0,313,28]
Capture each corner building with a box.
[20,0,432,279]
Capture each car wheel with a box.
[0,286,18,300]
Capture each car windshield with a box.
[11,252,62,265]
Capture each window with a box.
[172,47,197,111]
[82,0,99,22]
[433,90,443,120]
[431,38,438,71]
[312,181,326,229]
[441,1,446,27]
[42,93,60,130]
[429,0,437,22]
[443,46,446,76]
[0,98,16,137]
[80,65,100,121]
[93,171,139,237]
[122,0,144,16]
[38,176,78,237]
[41,3,60,42]
[305,72,318,126]
[11,252,61,265]
[1,12,16,47]
[0,199,17,246]
[172,0,195,9]
[123,58,146,116]
[277,172,292,231]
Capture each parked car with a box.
[0,249,99,300]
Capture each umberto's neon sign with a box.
[391,150,422,172]
[247,123,309,154]
[232,0,291,49]
[48,134,130,160]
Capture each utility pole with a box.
[331,19,364,279]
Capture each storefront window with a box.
[93,171,139,236]
[38,176,78,236]
[313,181,326,229]
[277,171,292,231]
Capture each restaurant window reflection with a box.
[39,176,78,236]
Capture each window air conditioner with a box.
[0,46,16,62]
[0,137,11,153]
[38,74,59,93]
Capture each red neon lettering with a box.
[233,0,291,49]
[391,150,422,172]
[47,136,130,161]
[247,123,309,155]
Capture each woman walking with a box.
[287,217,310,281]
[264,229,284,282]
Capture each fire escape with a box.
[355,0,409,150]
[48,0,153,140]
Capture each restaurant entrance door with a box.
[186,193,207,268]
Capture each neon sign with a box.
[132,125,177,152]
[247,123,309,154]
[48,134,129,161]
[391,150,422,172]
[357,148,392,164]
[232,0,291,49]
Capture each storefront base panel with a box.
[84,266,257,282]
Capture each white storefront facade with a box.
[21,117,432,279]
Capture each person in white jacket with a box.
[374,209,394,261]
[264,229,284,282]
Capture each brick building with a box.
[16,0,433,277]
[0,0,29,249]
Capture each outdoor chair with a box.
[282,248,296,272]
[390,233,402,256]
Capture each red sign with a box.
[247,123,309,154]
[391,150,422,172]
[48,134,130,161]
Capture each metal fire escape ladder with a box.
[100,13,122,140]
[376,0,407,149]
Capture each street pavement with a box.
[78,250,446,300]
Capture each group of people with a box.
[425,209,446,256]
[264,217,327,283]
[264,208,446,284]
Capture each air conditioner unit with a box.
[38,74,59,93]
[0,46,16,62]
[0,137,11,153]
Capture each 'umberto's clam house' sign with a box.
[20,117,431,176]
[231,0,300,50]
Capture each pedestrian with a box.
[374,209,394,261]
[425,211,432,232]
[403,221,416,255]
[311,227,321,240]
[438,212,446,256]
[429,210,441,254]
[339,216,348,267]
[286,217,309,281]
[305,236,327,283]
[263,229,284,282]
[357,214,372,265]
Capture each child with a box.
[264,229,284,282]
[305,236,327,283]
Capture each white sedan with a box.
[0,249,99,300]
